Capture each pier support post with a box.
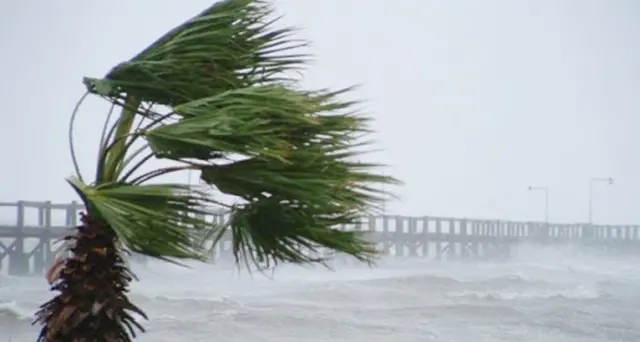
[407,217,419,257]
[8,201,29,276]
[33,202,52,275]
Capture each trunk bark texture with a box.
[34,212,147,342]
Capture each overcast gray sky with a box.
[1,0,638,224]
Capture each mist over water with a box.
[2,245,640,341]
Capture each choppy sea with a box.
[2,245,639,341]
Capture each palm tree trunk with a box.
[34,212,146,342]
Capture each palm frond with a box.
[220,196,378,268]
[143,86,363,161]
[69,177,219,263]
[84,0,307,107]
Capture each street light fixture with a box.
[528,186,549,224]
[588,177,614,224]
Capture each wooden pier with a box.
[1,201,639,276]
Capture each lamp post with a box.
[588,177,613,224]
[528,186,549,224]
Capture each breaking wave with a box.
[445,285,602,301]
[0,300,33,322]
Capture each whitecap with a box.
[0,301,34,321]
[445,285,601,301]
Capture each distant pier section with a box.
[1,201,639,276]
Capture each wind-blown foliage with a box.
[35,0,398,340]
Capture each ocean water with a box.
[2,245,640,341]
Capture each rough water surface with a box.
[2,245,639,341]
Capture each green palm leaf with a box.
[223,196,376,268]
[144,86,363,160]
[74,180,214,262]
[84,0,306,106]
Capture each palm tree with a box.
[33,0,397,341]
